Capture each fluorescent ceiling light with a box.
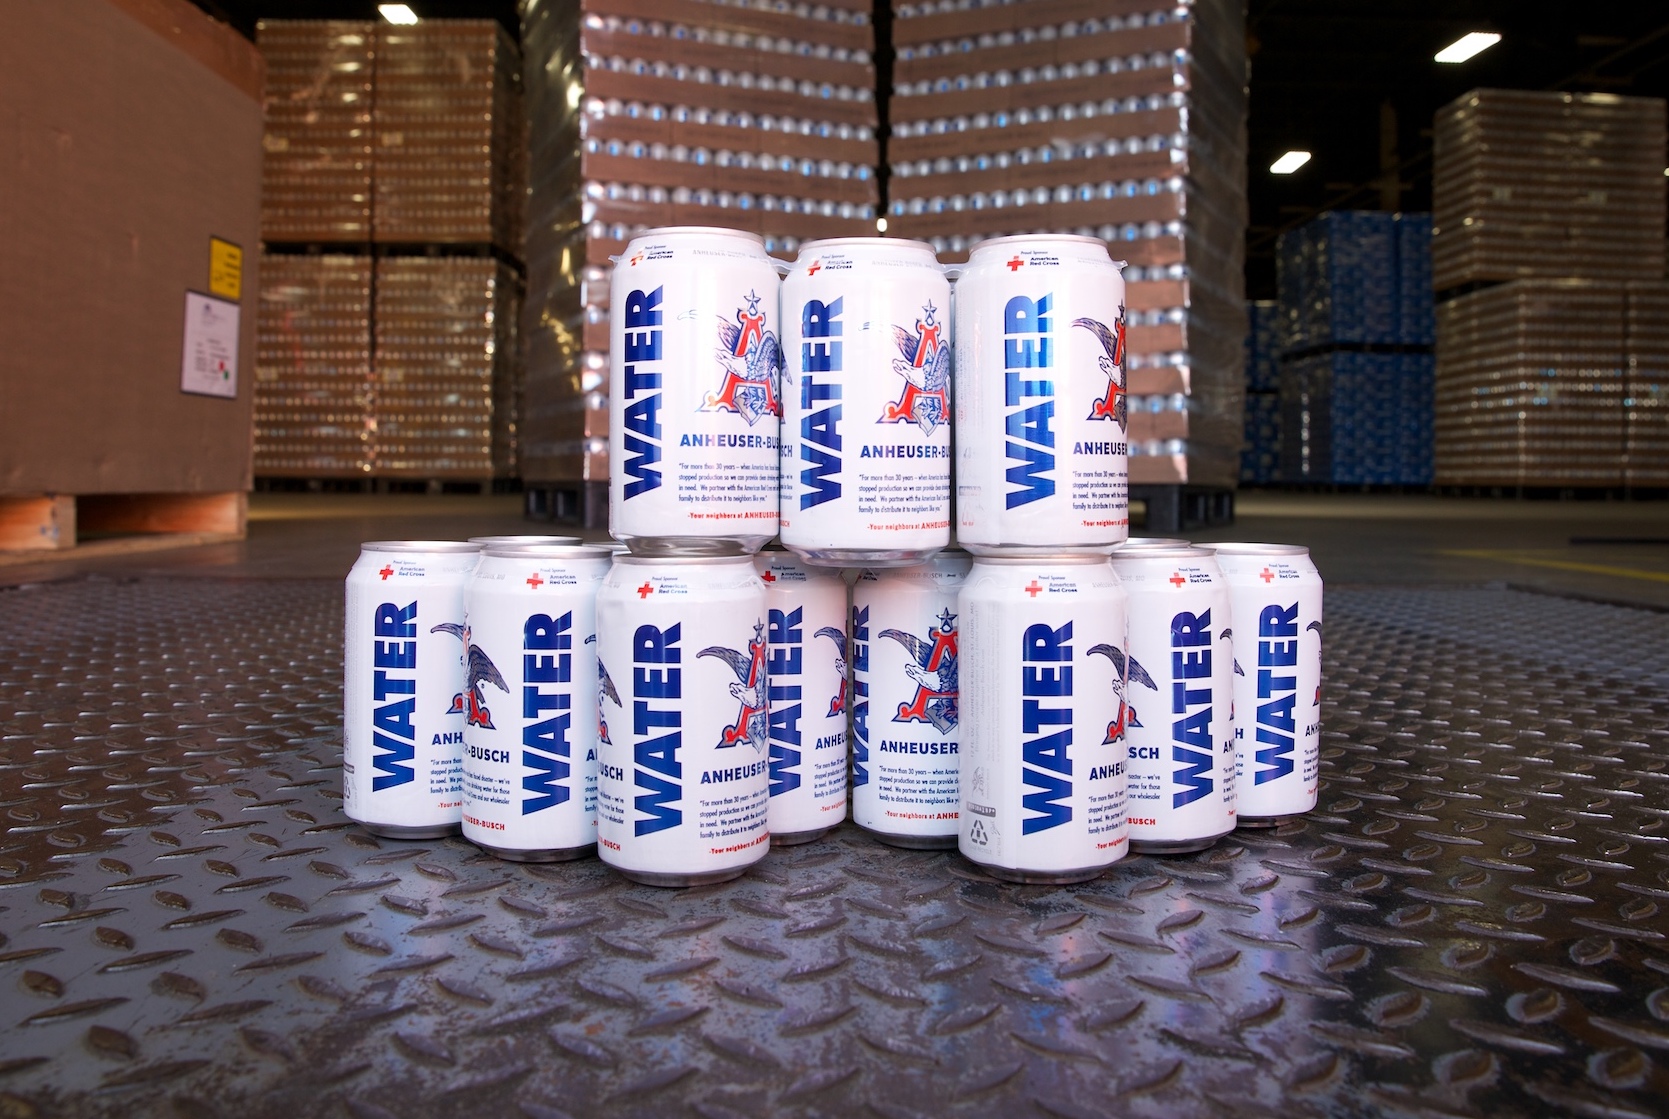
[1270,150,1311,175]
[379,4,420,24]
[1435,32,1500,64]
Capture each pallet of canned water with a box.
[595,554,771,886]
[958,550,1130,884]
[779,236,953,567]
[1109,545,1236,853]
[460,544,613,861]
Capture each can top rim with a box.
[613,553,758,567]
[967,233,1121,259]
[483,544,614,560]
[360,540,481,554]
[627,225,767,247]
[1111,546,1212,560]
[1118,537,1191,548]
[794,236,938,256]
[467,535,584,546]
[969,552,1113,566]
[1201,542,1312,557]
[866,548,971,574]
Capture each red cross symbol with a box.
[1169,572,1186,588]
[637,582,655,599]
[1259,567,1274,584]
[760,570,776,582]
[1024,580,1042,597]
[629,251,643,266]
[807,260,821,276]
[527,573,544,589]
[378,565,394,581]
[1007,256,1024,272]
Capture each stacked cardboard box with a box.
[1436,279,1669,488]
[1432,89,1668,488]
[254,19,527,483]
[1241,299,1279,483]
[374,257,521,480]
[374,22,525,251]
[519,0,881,501]
[885,0,1249,490]
[259,22,374,243]
[1276,211,1435,486]
[1433,90,1666,293]
[254,255,375,477]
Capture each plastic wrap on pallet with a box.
[373,22,525,250]
[373,257,521,480]
[884,0,1249,490]
[254,254,374,476]
[1435,279,1629,488]
[1625,281,1669,487]
[256,22,375,242]
[1245,299,1280,392]
[1276,210,1434,352]
[518,0,882,488]
[1281,351,1432,486]
[1240,390,1280,484]
[1433,89,1667,292]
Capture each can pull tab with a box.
[943,265,963,282]
[608,254,624,265]
[1112,259,1129,271]
[771,256,792,277]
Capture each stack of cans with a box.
[341,223,1326,888]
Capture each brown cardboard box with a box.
[0,0,263,496]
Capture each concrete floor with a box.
[3,491,1665,607]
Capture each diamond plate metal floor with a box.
[2,575,1668,1118]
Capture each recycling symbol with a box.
[968,819,988,845]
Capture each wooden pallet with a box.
[0,492,246,562]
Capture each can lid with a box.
[467,535,584,546]
[484,544,613,560]
[795,236,938,256]
[968,547,1112,565]
[361,540,481,554]
[1199,542,1311,557]
[1110,546,1212,561]
[1118,537,1191,549]
[613,553,757,567]
[627,225,766,247]
[963,542,1116,558]
[967,233,1117,258]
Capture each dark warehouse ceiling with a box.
[194,1,1669,299]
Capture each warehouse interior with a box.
[2,1,1668,1116]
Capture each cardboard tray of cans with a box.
[1432,89,1667,291]
[254,254,376,477]
[1434,278,1669,487]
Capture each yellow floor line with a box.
[1440,549,1669,585]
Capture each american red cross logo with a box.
[1169,572,1186,587]
[527,573,544,589]
[807,260,821,276]
[1007,256,1024,271]
[629,251,644,266]
[378,565,394,581]
[1259,567,1274,584]
[760,570,776,583]
[1024,580,1042,597]
[637,582,655,599]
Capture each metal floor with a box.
[3,574,1668,1118]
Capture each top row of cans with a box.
[609,226,1130,561]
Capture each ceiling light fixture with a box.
[1270,150,1311,175]
[1435,32,1500,64]
[876,217,889,233]
[379,4,420,25]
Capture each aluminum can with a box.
[1203,543,1324,826]
[467,535,584,547]
[609,226,783,555]
[958,553,1130,883]
[343,540,482,838]
[460,545,613,860]
[1118,537,1189,550]
[1109,546,1236,853]
[850,549,971,847]
[755,549,849,843]
[594,555,770,885]
[953,234,1129,553]
[779,237,952,567]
